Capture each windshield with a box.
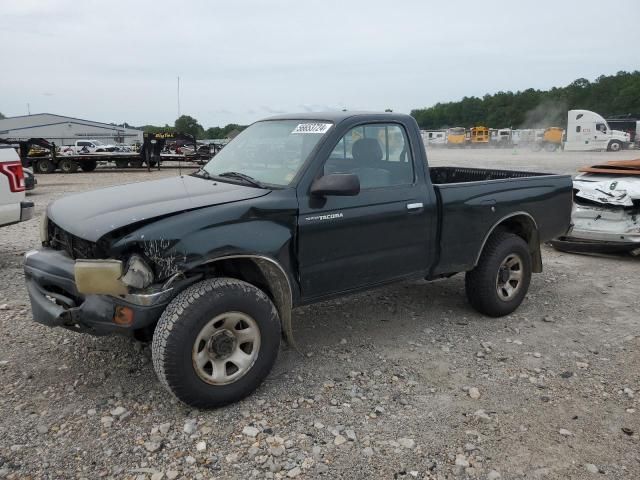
[203,120,332,187]
[449,127,465,135]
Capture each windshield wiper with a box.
[192,168,212,179]
[217,171,265,188]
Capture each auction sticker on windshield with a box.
[292,123,332,134]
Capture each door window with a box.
[324,124,414,189]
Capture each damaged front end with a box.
[550,163,640,255]
[24,217,184,336]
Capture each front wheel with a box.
[152,278,281,408]
[608,140,622,152]
[465,231,532,317]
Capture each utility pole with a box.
[177,76,181,117]
[27,103,31,115]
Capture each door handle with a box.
[407,202,423,211]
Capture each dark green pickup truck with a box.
[24,112,573,408]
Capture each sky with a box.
[1,0,639,129]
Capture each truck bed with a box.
[429,166,573,276]
[430,166,550,184]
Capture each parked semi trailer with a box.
[564,110,631,152]
[0,132,212,173]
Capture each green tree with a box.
[411,71,640,129]
[204,123,247,139]
[141,124,174,134]
[174,115,204,139]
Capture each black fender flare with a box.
[474,212,542,273]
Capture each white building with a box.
[0,113,143,146]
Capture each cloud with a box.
[0,0,638,127]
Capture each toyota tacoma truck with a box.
[24,112,573,408]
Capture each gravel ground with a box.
[0,152,639,480]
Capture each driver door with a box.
[296,123,432,299]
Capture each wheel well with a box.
[185,257,295,347]
[482,214,542,273]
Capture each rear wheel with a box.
[152,278,281,408]
[544,142,558,152]
[130,159,143,168]
[35,158,55,174]
[59,158,79,173]
[608,140,623,152]
[80,160,97,172]
[115,159,129,168]
[465,231,532,317]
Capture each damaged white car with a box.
[551,159,640,254]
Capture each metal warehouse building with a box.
[0,113,143,146]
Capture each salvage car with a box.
[551,158,640,254]
[24,112,573,408]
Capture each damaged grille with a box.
[48,220,101,259]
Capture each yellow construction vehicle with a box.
[470,126,489,146]
[531,127,564,151]
[446,127,466,147]
[541,127,563,151]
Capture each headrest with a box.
[352,138,382,162]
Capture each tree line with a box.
[136,116,246,140]
[411,71,640,130]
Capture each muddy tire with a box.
[115,159,129,168]
[59,158,78,173]
[152,277,281,408]
[80,160,97,172]
[465,231,532,317]
[608,140,622,152]
[35,158,55,174]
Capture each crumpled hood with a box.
[574,173,640,207]
[47,175,269,242]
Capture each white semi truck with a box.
[564,110,630,152]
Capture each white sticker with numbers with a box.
[291,123,332,134]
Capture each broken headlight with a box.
[121,255,154,290]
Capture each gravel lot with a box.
[1,150,639,480]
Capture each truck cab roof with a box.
[263,111,410,123]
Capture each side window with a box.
[324,124,414,189]
[576,126,581,133]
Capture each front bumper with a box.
[24,248,172,336]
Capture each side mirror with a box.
[310,173,360,197]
